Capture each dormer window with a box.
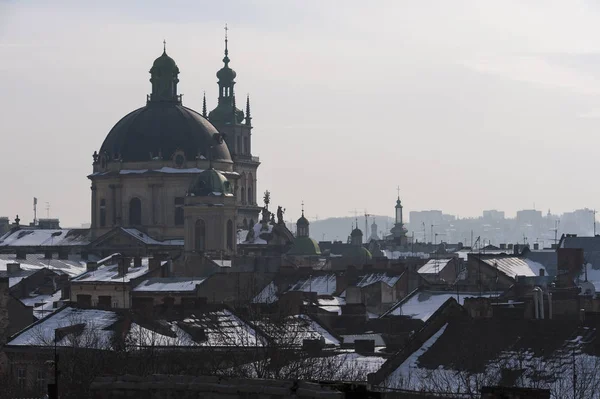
[172,149,186,168]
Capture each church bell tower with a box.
[207,25,261,230]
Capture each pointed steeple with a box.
[209,25,244,125]
[202,92,207,117]
[245,94,252,126]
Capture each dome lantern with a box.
[149,41,181,104]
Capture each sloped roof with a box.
[355,272,402,288]
[378,318,600,396]
[0,229,90,247]
[0,253,88,277]
[133,277,207,293]
[288,274,336,296]
[480,256,545,278]
[417,259,453,274]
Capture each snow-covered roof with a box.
[316,297,346,315]
[72,259,151,283]
[133,277,207,293]
[383,323,449,387]
[121,228,183,246]
[128,309,265,348]
[255,314,339,347]
[19,290,63,319]
[0,254,88,277]
[418,259,453,274]
[0,229,90,247]
[242,222,273,245]
[383,250,429,260]
[480,256,545,278]
[90,167,239,177]
[252,281,278,304]
[341,333,386,347]
[288,274,336,296]
[386,290,502,321]
[355,272,402,288]
[7,307,118,348]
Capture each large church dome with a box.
[100,103,231,163]
[99,47,231,163]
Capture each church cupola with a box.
[350,225,363,246]
[148,41,181,104]
[209,25,244,125]
[296,202,310,238]
[395,194,403,225]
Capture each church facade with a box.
[89,37,260,242]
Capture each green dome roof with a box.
[188,168,232,197]
[288,236,321,256]
[340,245,372,261]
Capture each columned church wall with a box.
[91,170,240,240]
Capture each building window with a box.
[36,369,45,390]
[129,197,142,225]
[99,199,106,227]
[247,186,253,205]
[243,219,248,230]
[241,186,246,204]
[237,137,241,154]
[244,137,249,155]
[174,197,184,226]
[227,220,234,250]
[17,368,26,389]
[195,219,206,252]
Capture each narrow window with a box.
[241,186,246,204]
[237,137,241,154]
[247,187,253,205]
[36,369,45,390]
[195,219,206,251]
[174,197,184,226]
[244,137,249,154]
[17,368,26,389]
[227,220,234,250]
[129,197,142,225]
[99,199,106,227]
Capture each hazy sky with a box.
[2,0,600,227]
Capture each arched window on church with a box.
[243,219,248,230]
[227,220,233,250]
[247,187,253,205]
[129,198,142,226]
[99,199,106,227]
[241,186,246,204]
[195,219,206,252]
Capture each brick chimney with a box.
[117,258,130,277]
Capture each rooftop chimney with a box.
[15,250,26,260]
[86,262,98,272]
[6,262,21,273]
[117,258,130,277]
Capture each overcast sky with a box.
[2,0,600,227]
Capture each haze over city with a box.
[2,0,600,227]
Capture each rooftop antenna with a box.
[33,197,37,226]
[591,209,597,236]
[45,202,50,218]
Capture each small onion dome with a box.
[188,168,232,197]
[151,51,178,73]
[297,214,309,227]
[217,64,236,81]
[351,227,363,237]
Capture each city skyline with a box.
[3,1,600,226]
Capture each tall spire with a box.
[301,200,305,217]
[163,39,166,54]
[223,23,230,65]
[245,94,252,126]
[202,92,207,117]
